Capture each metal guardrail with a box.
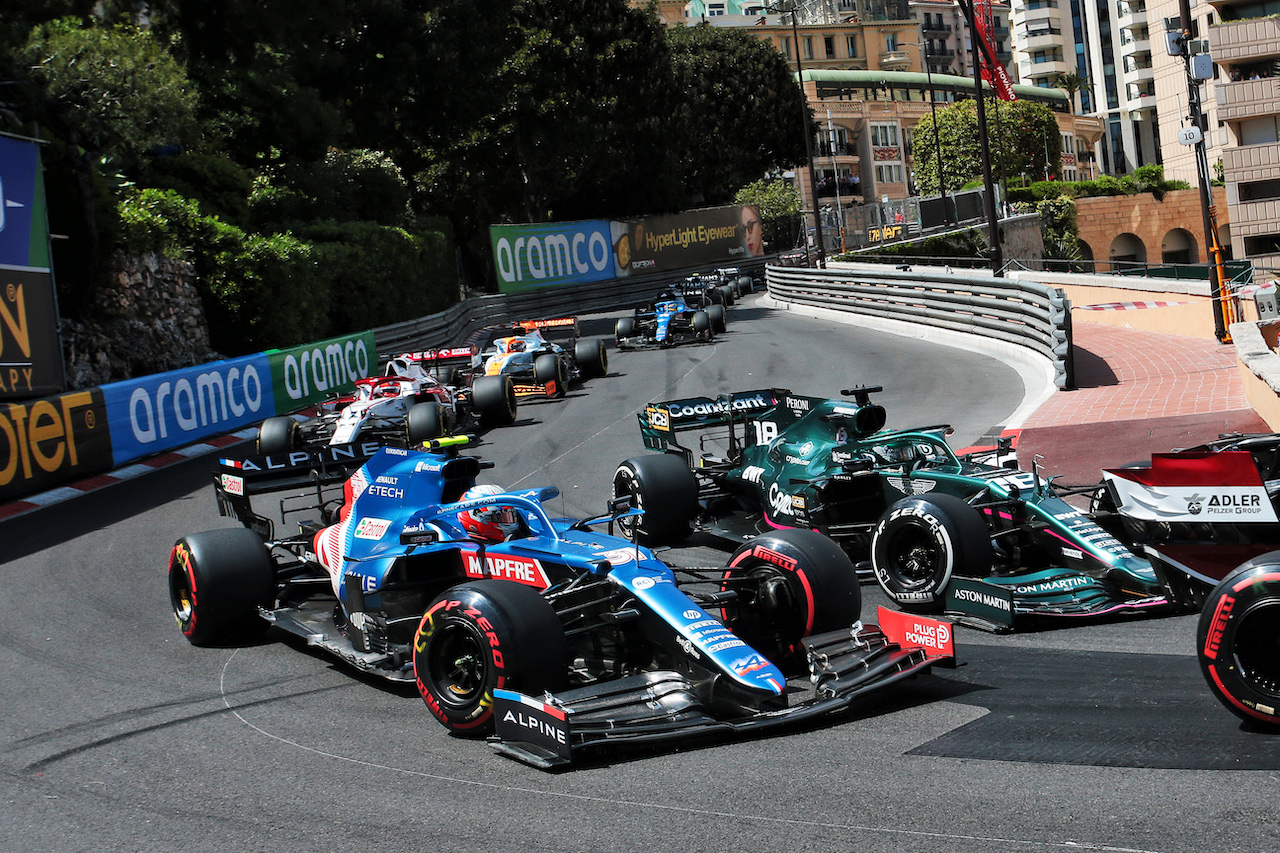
[765,263,1074,389]
[373,258,771,357]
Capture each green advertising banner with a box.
[267,330,377,413]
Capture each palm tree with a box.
[1053,71,1089,114]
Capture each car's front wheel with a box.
[413,581,566,736]
[721,529,861,672]
[1198,556,1280,730]
[257,416,299,455]
[472,375,517,427]
[574,338,609,379]
[534,353,568,397]
[871,494,992,612]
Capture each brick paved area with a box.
[1023,322,1249,428]
[1015,320,1269,486]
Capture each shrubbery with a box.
[116,186,457,355]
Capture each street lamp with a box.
[766,1,826,267]
[826,109,847,253]
[906,41,952,226]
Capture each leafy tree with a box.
[735,178,802,220]
[1052,70,1088,113]
[666,23,809,206]
[911,99,1062,196]
[16,18,199,313]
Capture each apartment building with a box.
[1200,1,1280,273]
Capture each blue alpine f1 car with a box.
[614,279,729,348]
[169,437,954,767]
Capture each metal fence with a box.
[765,262,1074,389]
[373,258,771,357]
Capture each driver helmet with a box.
[458,485,521,542]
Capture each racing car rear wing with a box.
[637,387,888,456]
[214,436,480,540]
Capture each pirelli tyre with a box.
[615,317,636,342]
[257,416,299,455]
[738,275,754,294]
[721,529,861,672]
[871,494,992,612]
[472,375,518,427]
[534,352,569,397]
[720,285,735,307]
[691,310,714,341]
[612,454,700,544]
[707,287,725,305]
[168,528,274,645]
[412,580,567,736]
[1197,556,1280,730]
[708,303,727,334]
[405,401,444,445]
[574,338,609,379]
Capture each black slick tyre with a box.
[708,304,727,334]
[871,494,992,612]
[574,339,608,379]
[721,529,861,672]
[615,317,636,342]
[406,401,444,445]
[257,416,298,455]
[1198,556,1280,730]
[412,580,566,736]
[168,528,274,645]
[691,310,713,341]
[472,375,517,427]
[534,353,568,397]
[720,286,735,306]
[611,454,699,544]
[738,275,754,294]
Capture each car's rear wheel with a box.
[168,528,274,645]
[406,401,444,445]
[871,494,992,612]
[720,286,735,306]
[738,275,754,294]
[615,317,636,342]
[413,581,566,736]
[612,454,699,544]
[574,338,608,379]
[721,529,861,672]
[257,416,298,455]
[1198,556,1280,730]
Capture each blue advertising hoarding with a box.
[100,353,275,465]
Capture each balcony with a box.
[1119,36,1151,57]
[922,22,952,36]
[1023,26,1064,51]
[1210,16,1280,65]
[926,45,955,58]
[880,50,912,70]
[1215,78,1280,122]
[1223,142,1280,189]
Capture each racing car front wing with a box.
[490,607,954,768]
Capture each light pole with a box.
[907,41,952,226]
[767,1,826,267]
[826,109,847,252]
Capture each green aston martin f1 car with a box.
[613,386,1182,633]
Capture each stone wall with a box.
[1074,187,1230,268]
[62,252,218,390]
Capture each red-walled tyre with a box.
[721,529,861,672]
[1198,555,1280,730]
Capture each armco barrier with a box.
[374,258,771,355]
[765,262,1074,389]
